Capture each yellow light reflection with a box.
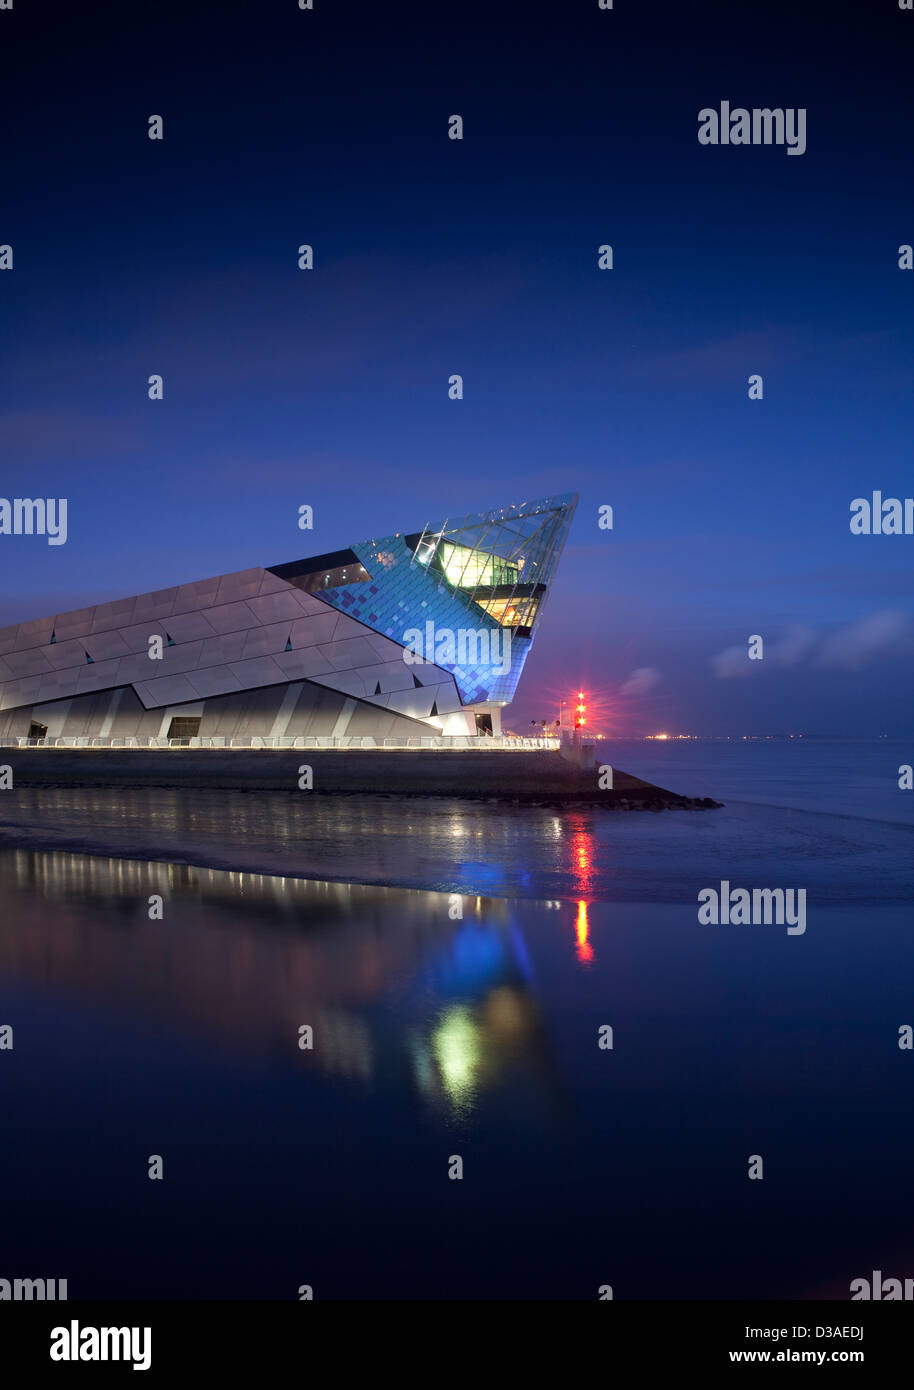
[431,1005,482,1108]
[575,899,594,965]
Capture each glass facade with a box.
[298,561,371,594]
[434,543,520,590]
[316,493,577,706]
[408,494,575,633]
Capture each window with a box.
[167,716,201,741]
[439,542,519,589]
[300,563,370,593]
[474,595,540,628]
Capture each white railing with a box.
[0,734,561,752]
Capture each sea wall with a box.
[0,747,720,807]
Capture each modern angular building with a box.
[0,494,577,743]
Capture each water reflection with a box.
[569,825,596,895]
[0,847,568,1123]
[1,845,910,1300]
[574,899,594,965]
[2,787,608,903]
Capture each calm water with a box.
[0,740,911,1298]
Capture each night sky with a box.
[1,0,911,735]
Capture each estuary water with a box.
[0,739,911,1299]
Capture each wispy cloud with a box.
[711,613,907,677]
[619,666,661,695]
[816,610,909,670]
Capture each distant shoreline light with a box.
[641,733,806,741]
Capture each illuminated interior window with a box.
[439,542,519,589]
[474,595,540,627]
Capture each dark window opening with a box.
[268,551,372,593]
[166,716,201,742]
[28,721,48,740]
[297,562,371,594]
[474,713,493,736]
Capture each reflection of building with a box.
[0,494,576,741]
[0,848,571,1120]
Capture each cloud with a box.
[619,666,660,695]
[711,644,753,678]
[768,624,818,667]
[816,609,909,670]
[711,613,907,677]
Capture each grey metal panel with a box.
[134,673,203,707]
[307,670,371,700]
[84,630,133,661]
[117,621,174,652]
[76,658,122,692]
[321,637,386,671]
[171,580,221,615]
[245,590,303,625]
[257,571,292,595]
[386,687,437,719]
[35,675,74,702]
[359,661,415,694]
[289,614,339,648]
[30,696,74,721]
[160,610,218,643]
[327,610,378,643]
[0,677,43,708]
[112,653,160,685]
[52,607,97,642]
[411,661,453,686]
[272,647,334,679]
[363,632,411,663]
[14,616,56,649]
[287,589,335,616]
[90,600,136,633]
[198,630,250,665]
[203,601,261,635]
[214,569,263,605]
[4,646,53,678]
[240,621,293,661]
[428,681,461,713]
[144,641,206,676]
[184,666,245,699]
[227,655,287,688]
[131,588,179,621]
[44,638,92,671]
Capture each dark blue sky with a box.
[1,0,911,734]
